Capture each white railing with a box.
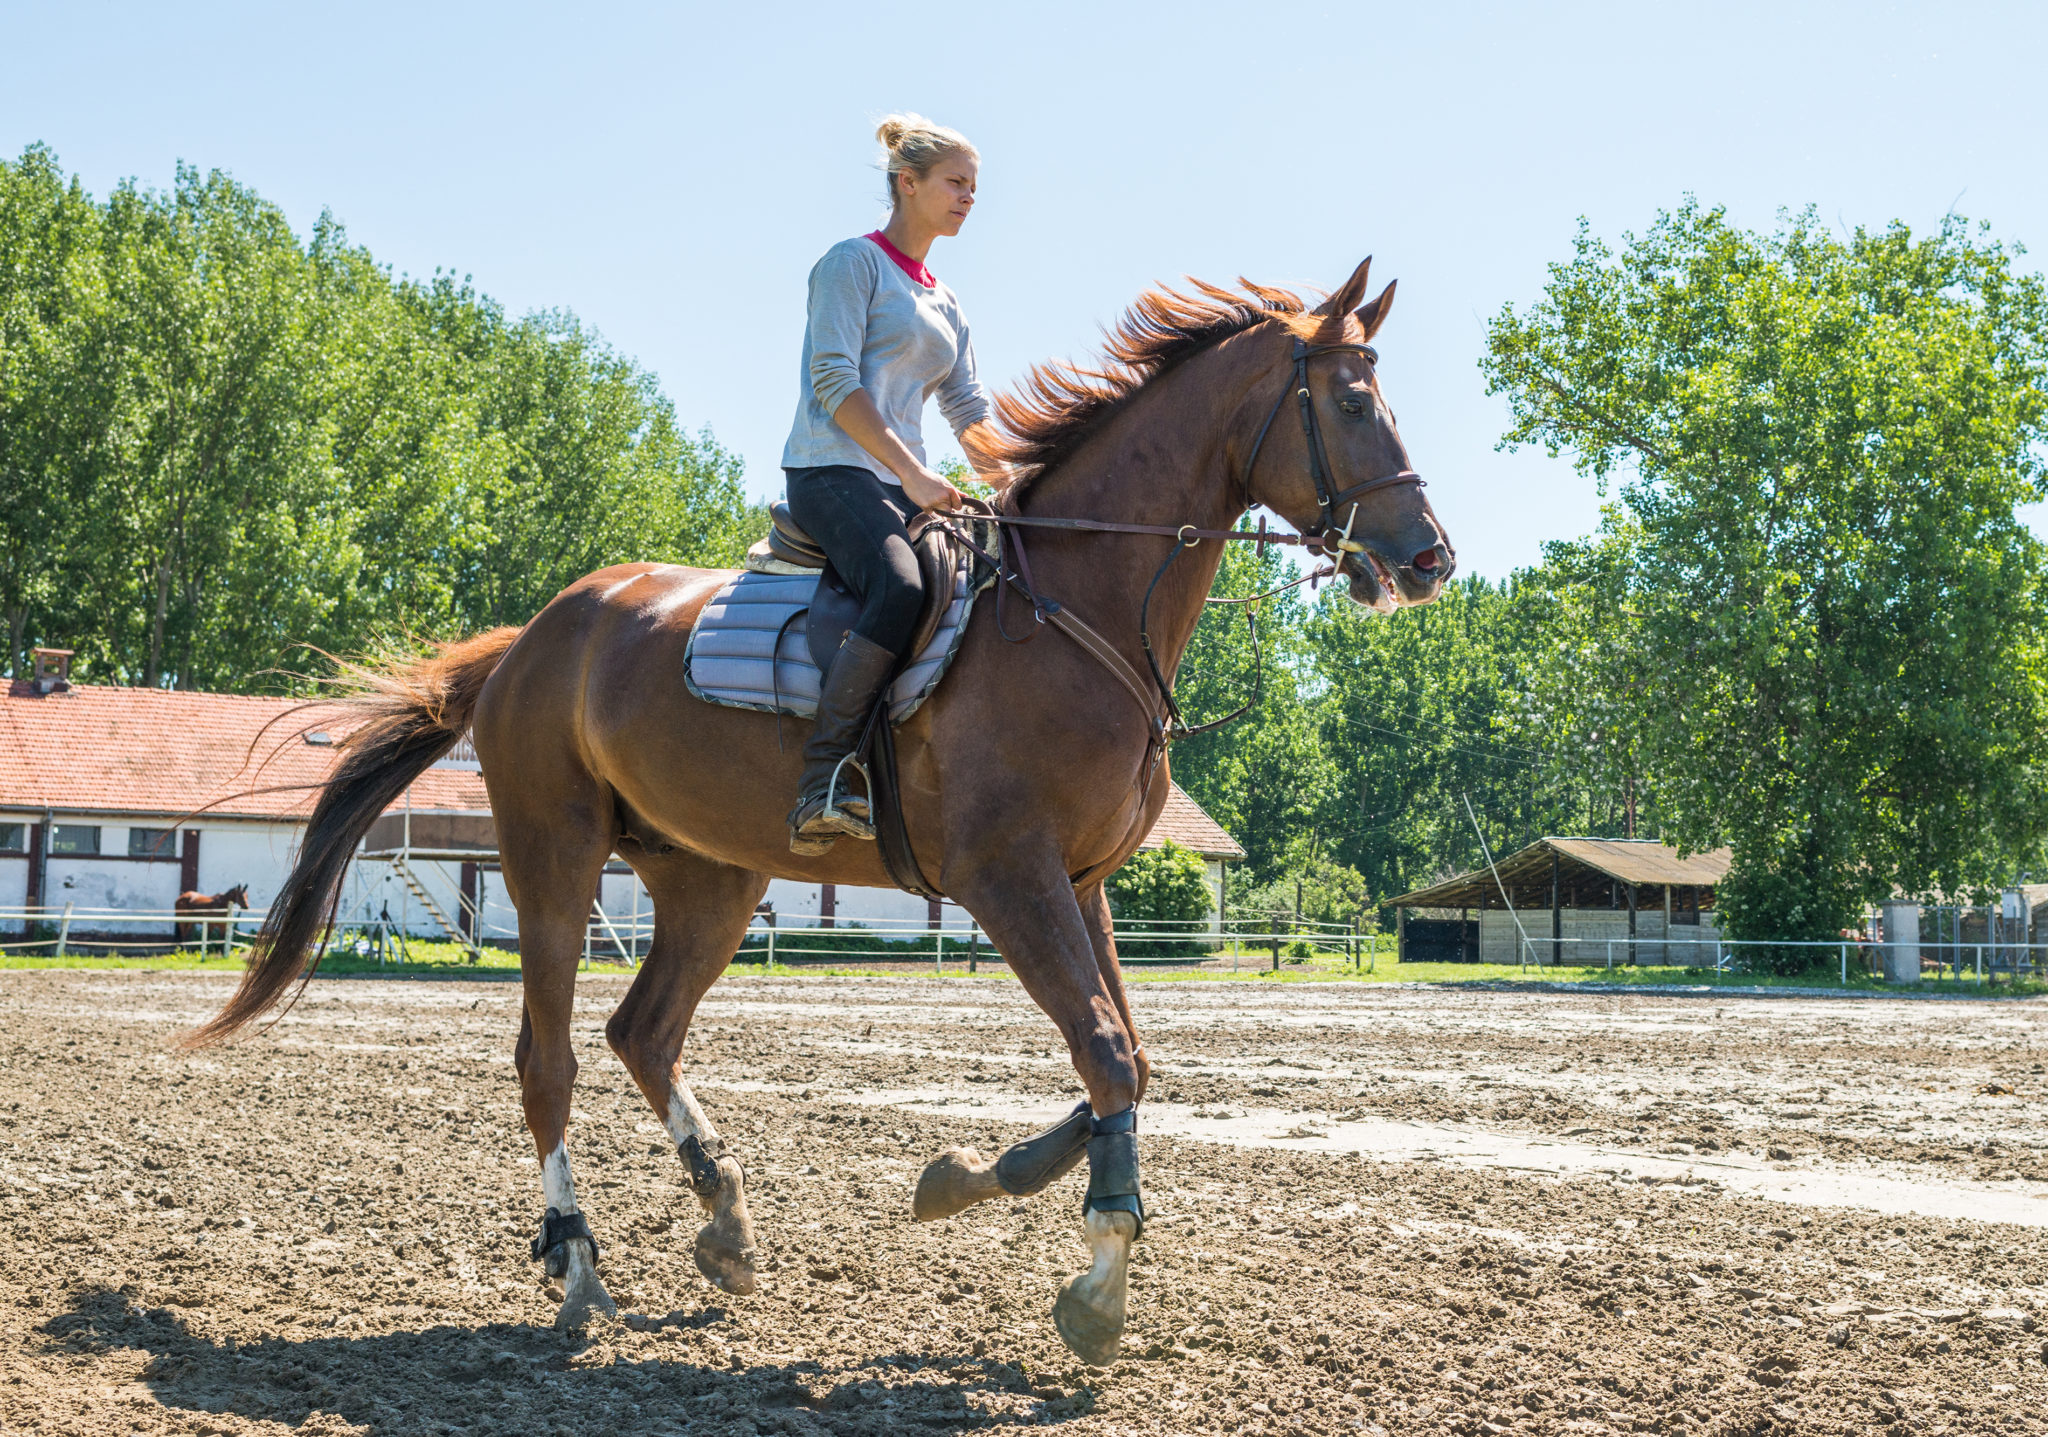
[0,904,263,956]
[1497,932,2048,984]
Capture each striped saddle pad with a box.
[683,546,993,725]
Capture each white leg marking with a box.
[541,1142,579,1213]
[539,1141,614,1326]
[663,1081,718,1147]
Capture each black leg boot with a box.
[788,631,897,855]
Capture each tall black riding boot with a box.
[788,631,897,855]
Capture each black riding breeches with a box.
[783,464,925,657]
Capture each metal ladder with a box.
[386,854,473,953]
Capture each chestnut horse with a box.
[176,883,248,944]
[189,257,1452,1364]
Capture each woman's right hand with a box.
[899,464,964,512]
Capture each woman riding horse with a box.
[781,113,1008,854]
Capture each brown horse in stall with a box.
[188,257,1453,1364]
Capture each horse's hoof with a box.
[693,1153,759,1295]
[694,1226,759,1295]
[913,1146,998,1221]
[553,1265,617,1331]
[1052,1276,1124,1367]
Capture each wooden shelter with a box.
[1386,837,1730,966]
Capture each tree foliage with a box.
[0,145,761,691]
[1484,201,2048,942]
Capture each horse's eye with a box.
[1339,399,1365,417]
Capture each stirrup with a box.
[797,754,874,840]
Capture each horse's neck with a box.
[1010,361,1252,676]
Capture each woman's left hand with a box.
[901,464,964,512]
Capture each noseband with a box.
[1238,336,1424,553]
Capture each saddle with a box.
[747,501,958,672]
[694,505,1002,901]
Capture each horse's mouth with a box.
[1343,548,1453,612]
[1342,552,1400,614]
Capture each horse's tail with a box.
[183,626,525,1048]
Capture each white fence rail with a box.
[7,904,2039,988]
[0,904,259,956]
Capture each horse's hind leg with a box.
[603,848,768,1297]
[913,881,1142,1222]
[503,810,617,1330]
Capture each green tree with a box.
[1304,574,1613,908]
[1484,201,2048,952]
[1168,544,1338,880]
[0,146,761,692]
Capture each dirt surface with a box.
[5,969,2048,1435]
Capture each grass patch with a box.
[4,941,2042,997]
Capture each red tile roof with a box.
[1139,783,1246,861]
[0,682,488,822]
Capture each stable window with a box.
[49,825,100,855]
[0,823,23,854]
[129,827,176,858]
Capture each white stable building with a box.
[1,658,1244,950]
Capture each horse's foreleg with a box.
[1078,880,1150,1104]
[943,853,1144,1366]
[604,850,767,1298]
[913,882,1140,1221]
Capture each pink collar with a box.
[865,230,935,289]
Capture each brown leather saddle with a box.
[754,500,960,672]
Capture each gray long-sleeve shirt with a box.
[779,235,992,483]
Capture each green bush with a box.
[1108,841,1215,957]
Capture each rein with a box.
[935,335,1425,747]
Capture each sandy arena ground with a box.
[5,968,2048,1436]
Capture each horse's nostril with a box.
[1411,549,1439,573]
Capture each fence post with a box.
[765,922,776,969]
[969,923,979,974]
[55,901,74,958]
[934,925,944,975]
[1840,942,1847,986]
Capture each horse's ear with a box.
[1354,279,1397,343]
[1316,256,1374,319]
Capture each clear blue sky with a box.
[7,1,2044,577]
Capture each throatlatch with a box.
[994,1099,1093,1196]
[1082,1106,1144,1238]
[530,1207,599,1277]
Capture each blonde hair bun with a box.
[873,113,977,206]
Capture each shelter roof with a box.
[1388,837,1729,910]
[1137,784,1246,861]
[0,682,488,822]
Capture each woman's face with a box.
[899,151,978,236]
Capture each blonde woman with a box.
[781,113,1007,854]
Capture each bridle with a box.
[1239,336,1425,552]
[934,327,1434,751]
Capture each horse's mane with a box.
[992,277,1324,495]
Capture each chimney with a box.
[30,648,73,695]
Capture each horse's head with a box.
[1243,256,1454,613]
[224,883,250,909]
